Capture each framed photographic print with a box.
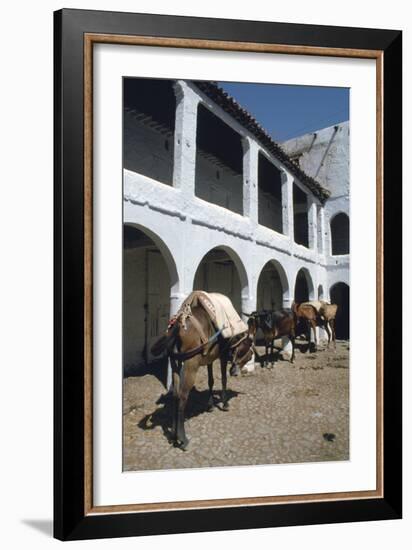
[54,8,402,541]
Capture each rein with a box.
[169,327,224,361]
[229,333,248,349]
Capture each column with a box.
[308,196,318,251]
[281,171,294,242]
[172,81,200,198]
[241,291,257,374]
[242,136,259,224]
[318,205,326,255]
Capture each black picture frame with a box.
[54,8,402,541]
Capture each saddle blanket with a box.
[302,300,323,312]
[178,291,247,339]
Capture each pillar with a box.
[172,81,200,198]
[242,136,259,225]
[281,171,294,242]
[308,196,318,250]
[318,205,326,255]
[240,287,256,374]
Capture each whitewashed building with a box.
[123,79,349,373]
[282,122,350,339]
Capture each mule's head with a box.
[247,314,259,340]
[230,336,254,376]
[150,318,179,357]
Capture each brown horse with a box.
[318,302,338,350]
[292,301,339,352]
[292,302,319,352]
[247,309,296,367]
[151,305,252,450]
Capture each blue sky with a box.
[218,82,349,143]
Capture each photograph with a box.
[122,76,350,471]
[50,7,402,541]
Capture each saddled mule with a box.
[247,309,296,367]
[292,301,338,352]
[151,303,252,450]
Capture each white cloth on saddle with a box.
[206,292,248,339]
[302,300,323,313]
[178,290,247,340]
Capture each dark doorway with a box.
[257,261,285,311]
[331,213,350,255]
[295,269,312,303]
[330,282,350,339]
[123,225,171,370]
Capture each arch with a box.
[123,223,181,371]
[192,245,249,313]
[318,284,324,300]
[330,282,350,339]
[294,268,315,302]
[125,222,180,294]
[257,259,290,311]
[330,212,350,255]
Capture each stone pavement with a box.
[123,340,349,471]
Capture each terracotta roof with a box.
[193,81,331,204]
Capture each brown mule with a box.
[151,305,252,450]
[292,302,319,352]
[318,303,338,350]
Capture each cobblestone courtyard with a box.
[123,340,349,471]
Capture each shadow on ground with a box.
[138,387,241,445]
[124,356,168,387]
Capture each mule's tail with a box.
[151,322,179,357]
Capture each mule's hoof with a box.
[222,403,229,411]
[207,402,215,412]
[174,438,189,451]
[230,365,240,376]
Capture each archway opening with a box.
[293,184,309,248]
[193,247,244,312]
[294,268,314,303]
[331,213,350,255]
[195,104,243,215]
[123,224,175,371]
[257,261,287,311]
[330,282,350,339]
[258,153,283,233]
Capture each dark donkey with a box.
[247,309,296,367]
[151,305,253,450]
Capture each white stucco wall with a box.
[282,121,349,198]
